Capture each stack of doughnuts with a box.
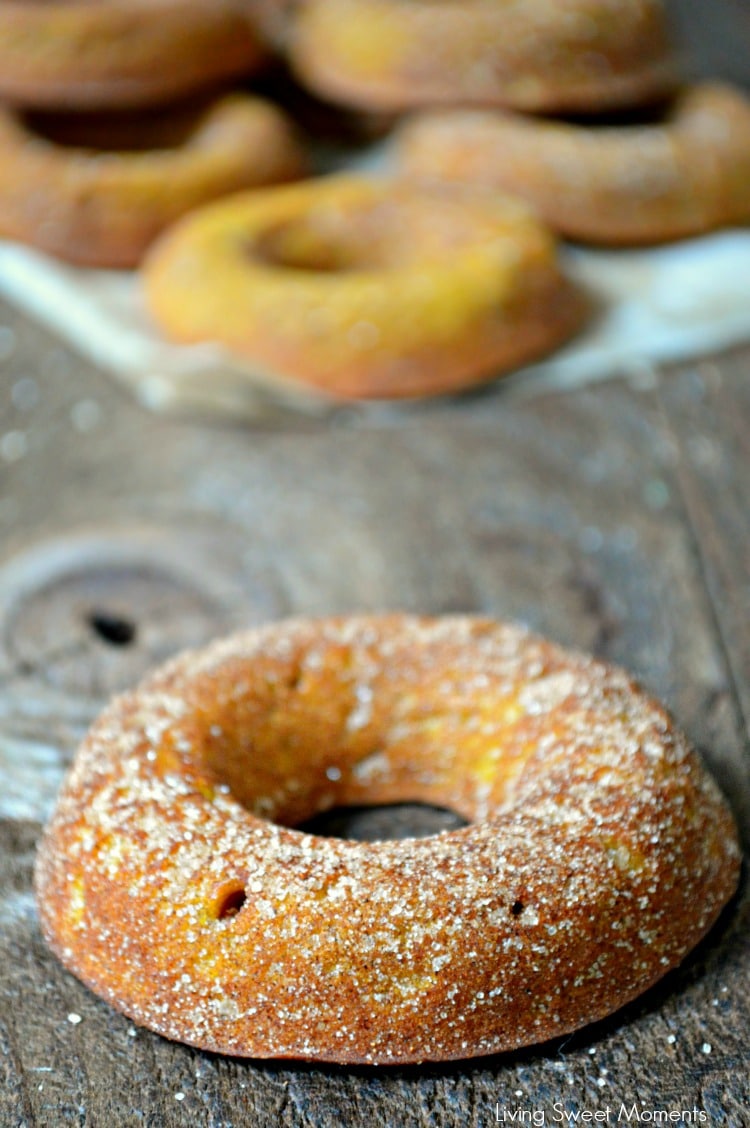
[251,0,750,247]
[2,0,748,396]
[0,0,591,399]
[0,0,307,268]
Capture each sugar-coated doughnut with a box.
[290,0,676,114]
[142,176,585,399]
[0,0,266,110]
[35,615,740,1064]
[0,95,306,269]
[397,83,750,246]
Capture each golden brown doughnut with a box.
[290,0,676,114]
[0,0,267,110]
[35,615,739,1064]
[0,95,306,269]
[396,83,750,245]
[142,175,585,399]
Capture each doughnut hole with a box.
[183,637,557,834]
[248,193,538,276]
[298,801,468,841]
[252,219,369,274]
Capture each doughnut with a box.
[142,176,585,399]
[396,83,750,245]
[0,95,306,269]
[35,615,740,1064]
[290,0,676,115]
[0,0,266,110]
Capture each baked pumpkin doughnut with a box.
[35,615,739,1064]
[142,176,585,399]
[0,0,266,110]
[290,0,676,114]
[0,95,306,269]
[397,83,750,245]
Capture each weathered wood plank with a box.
[655,355,750,738]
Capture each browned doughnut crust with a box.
[0,1,267,110]
[35,615,740,1065]
[0,95,306,269]
[290,0,676,114]
[143,176,586,400]
[396,83,750,246]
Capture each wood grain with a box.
[0,297,748,1126]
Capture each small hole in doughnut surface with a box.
[298,802,468,843]
[215,886,247,920]
[511,900,525,917]
[87,611,136,647]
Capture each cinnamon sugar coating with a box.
[397,83,750,246]
[290,0,676,114]
[0,1,266,110]
[35,616,740,1064]
[143,176,585,400]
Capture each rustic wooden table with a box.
[1,4,749,1124]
